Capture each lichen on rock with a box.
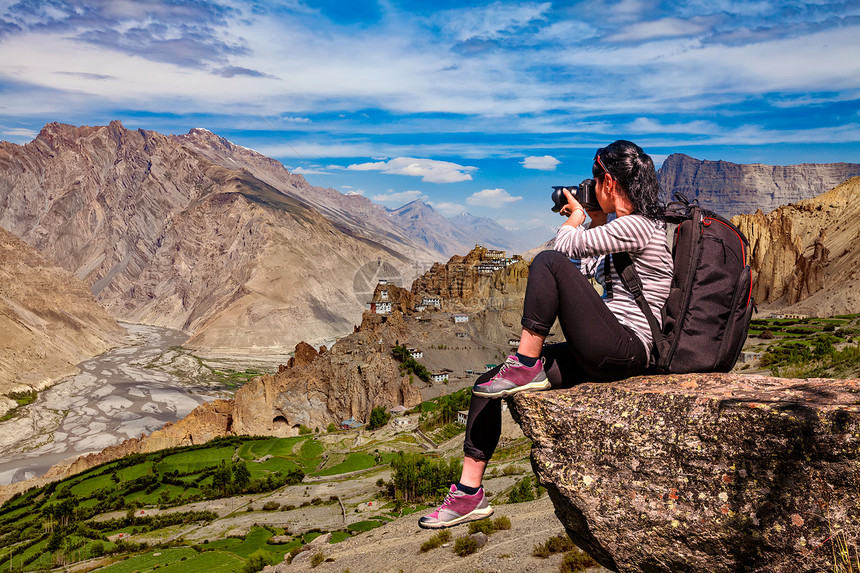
[510,373,860,572]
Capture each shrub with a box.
[299,425,312,435]
[310,551,326,567]
[468,518,495,535]
[89,541,105,558]
[262,501,280,511]
[508,476,536,503]
[493,515,511,531]
[533,534,574,558]
[559,549,598,573]
[453,536,478,556]
[419,530,452,552]
[242,549,274,573]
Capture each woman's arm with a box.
[554,215,655,259]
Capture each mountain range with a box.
[658,153,860,217]
[0,122,529,366]
[3,121,860,387]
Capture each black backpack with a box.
[614,194,754,374]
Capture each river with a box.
[0,323,230,485]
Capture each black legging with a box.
[464,249,648,461]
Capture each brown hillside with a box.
[733,176,860,315]
[0,122,424,356]
[0,226,124,399]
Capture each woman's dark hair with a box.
[592,140,664,220]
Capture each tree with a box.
[368,406,390,430]
[242,549,274,573]
[212,461,232,496]
[232,461,251,491]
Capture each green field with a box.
[313,453,376,477]
[0,383,485,573]
[156,446,236,474]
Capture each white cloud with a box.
[467,188,523,206]
[521,155,560,171]
[428,201,467,217]
[439,2,552,41]
[1,127,38,141]
[371,189,424,204]
[291,166,331,175]
[609,17,708,42]
[347,157,477,183]
[626,117,721,135]
[282,116,311,123]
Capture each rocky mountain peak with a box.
[658,153,860,217]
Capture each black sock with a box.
[456,482,480,495]
[515,352,538,367]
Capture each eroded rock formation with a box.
[733,176,860,314]
[231,311,422,436]
[658,153,860,217]
[511,373,860,573]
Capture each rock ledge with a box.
[510,373,860,573]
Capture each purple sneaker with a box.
[472,355,549,398]
[418,484,494,529]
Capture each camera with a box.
[551,179,599,212]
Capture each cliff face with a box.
[658,153,860,217]
[231,311,422,436]
[0,226,124,397]
[511,374,860,573]
[0,122,420,355]
[732,177,860,314]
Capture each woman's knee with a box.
[532,249,568,269]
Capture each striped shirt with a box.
[553,214,673,359]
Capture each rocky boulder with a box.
[511,373,860,573]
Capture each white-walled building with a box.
[422,296,442,308]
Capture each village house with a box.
[422,296,442,308]
[457,410,468,425]
[408,348,423,359]
[388,405,408,416]
[368,301,392,315]
[453,314,469,323]
[430,372,449,382]
[456,332,467,338]
[341,417,362,430]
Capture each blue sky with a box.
[1,1,859,230]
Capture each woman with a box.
[418,140,673,529]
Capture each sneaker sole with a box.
[472,378,551,399]
[418,506,494,529]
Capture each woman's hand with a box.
[560,188,587,228]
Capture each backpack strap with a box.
[612,251,663,361]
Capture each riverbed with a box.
[0,324,231,484]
